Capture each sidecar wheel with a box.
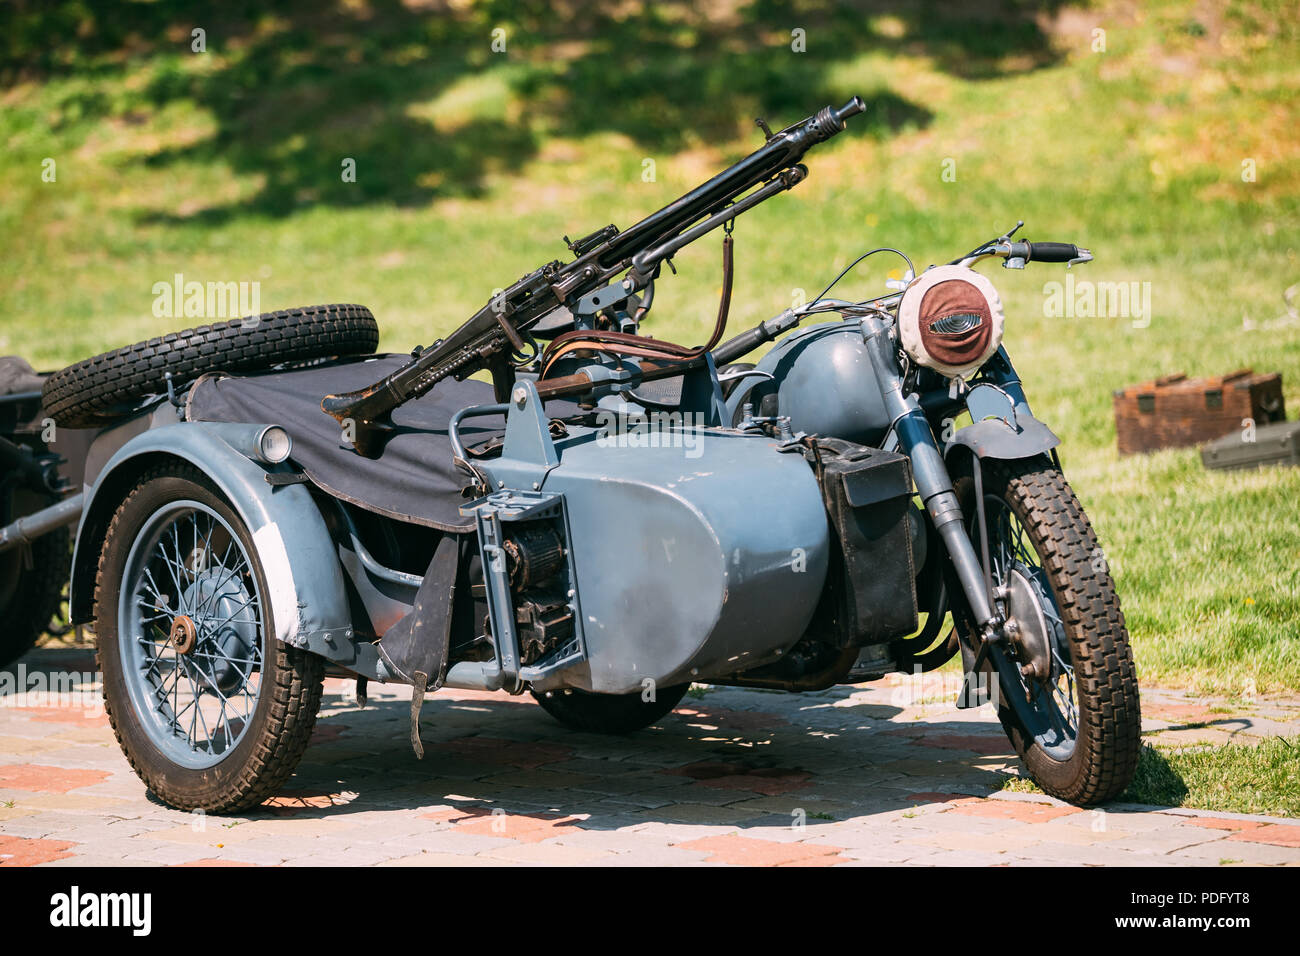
[953,460,1141,805]
[531,683,690,734]
[0,512,69,667]
[94,463,324,813]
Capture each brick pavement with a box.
[1,646,1296,867]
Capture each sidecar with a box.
[51,311,923,812]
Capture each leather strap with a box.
[540,234,734,377]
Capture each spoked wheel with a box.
[531,683,690,734]
[953,459,1140,805]
[95,464,324,812]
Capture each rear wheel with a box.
[0,490,69,666]
[531,683,690,734]
[95,463,324,812]
[953,459,1140,805]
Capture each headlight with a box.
[255,425,293,464]
[898,265,1004,379]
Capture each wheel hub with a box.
[168,615,198,655]
[1001,567,1052,682]
[178,570,258,696]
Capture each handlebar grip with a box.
[1025,241,1082,263]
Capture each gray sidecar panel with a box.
[188,355,578,533]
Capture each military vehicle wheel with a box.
[94,463,324,812]
[0,492,69,667]
[953,459,1141,805]
[531,683,690,734]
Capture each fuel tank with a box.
[727,320,892,448]
[520,424,831,694]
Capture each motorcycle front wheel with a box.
[952,458,1141,805]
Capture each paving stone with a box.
[902,829,1043,854]
[638,803,764,826]
[482,841,614,865]
[0,763,111,793]
[946,798,1082,825]
[0,833,77,865]
[378,851,504,866]
[1226,824,1300,848]
[676,833,843,866]
[4,677,1299,866]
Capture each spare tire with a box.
[42,304,380,428]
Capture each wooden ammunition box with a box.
[1201,420,1300,471]
[1112,369,1285,455]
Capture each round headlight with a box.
[898,265,1004,379]
[256,425,293,464]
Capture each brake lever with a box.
[997,219,1025,243]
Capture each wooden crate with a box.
[1202,420,1300,471]
[1112,369,1286,455]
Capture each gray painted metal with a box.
[726,320,892,445]
[0,492,83,554]
[70,421,356,657]
[944,413,1060,462]
[461,489,588,691]
[856,313,999,634]
[474,380,830,695]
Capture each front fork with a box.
[859,316,1005,649]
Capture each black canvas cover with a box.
[1,357,46,434]
[188,355,521,532]
[0,356,45,396]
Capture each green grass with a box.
[1123,739,1300,817]
[998,738,1300,817]
[2,1,1298,692]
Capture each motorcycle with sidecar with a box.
[27,97,1138,812]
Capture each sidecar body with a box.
[67,352,921,705]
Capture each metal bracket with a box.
[459,489,588,691]
[572,280,637,323]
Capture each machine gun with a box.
[322,97,866,456]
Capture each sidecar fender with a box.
[70,421,352,650]
[944,414,1060,464]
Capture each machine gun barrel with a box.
[322,97,866,456]
[600,97,865,265]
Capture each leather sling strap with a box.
[539,233,734,377]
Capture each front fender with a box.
[70,422,352,650]
[944,414,1060,463]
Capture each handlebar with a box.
[957,240,1092,268]
[713,227,1091,366]
[1022,241,1085,263]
